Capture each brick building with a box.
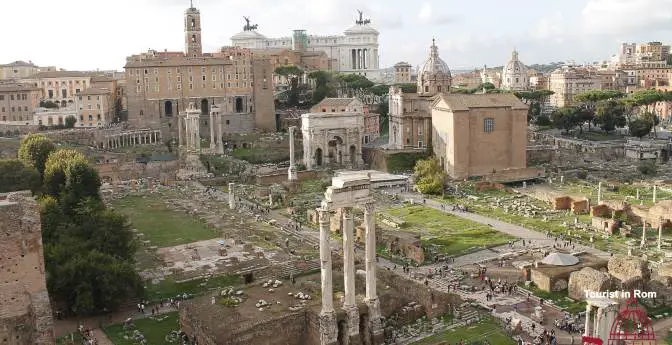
[0,83,41,123]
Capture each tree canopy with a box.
[629,118,653,139]
[0,159,41,193]
[551,107,581,133]
[18,133,56,177]
[413,158,445,195]
[595,99,627,132]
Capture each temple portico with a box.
[97,129,162,150]
[179,102,202,153]
[318,174,383,345]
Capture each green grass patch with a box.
[576,131,625,141]
[144,274,242,303]
[384,205,513,257]
[104,312,179,345]
[111,196,218,247]
[519,283,586,314]
[411,316,515,345]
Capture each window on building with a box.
[424,86,428,92]
[226,120,230,125]
[23,106,27,111]
[144,69,148,74]
[189,84,193,90]
[202,75,206,81]
[10,95,14,100]
[0,95,3,100]
[484,118,495,133]
[48,90,54,99]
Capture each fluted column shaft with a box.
[209,112,216,149]
[342,207,356,307]
[364,202,376,300]
[319,208,334,313]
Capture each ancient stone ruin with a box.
[0,191,55,344]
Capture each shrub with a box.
[637,161,657,176]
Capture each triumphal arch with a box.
[317,174,382,345]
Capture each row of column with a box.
[318,204,382,345]
[179,113,201,152]
[351,48,369,70]
[104,130,161,149]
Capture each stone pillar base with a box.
[365,298,384,344]
[344,305,361,345]
[319,311,338,345]
[288,166,298,181]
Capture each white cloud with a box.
[418,3,433,22]
[531,12,565,40]
[581,0,672,35]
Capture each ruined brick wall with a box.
[376,268,460,319]
[0,191,55,345]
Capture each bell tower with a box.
[184,0,202,57]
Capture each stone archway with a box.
[200,99,209,115]
[328,136,343,164]
[165,100,173,116]
[349,145,357,167]
[315,148,323,167]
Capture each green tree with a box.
[640,111,660,138]
[40,100,59,109]
[368,84,389,96]
[64,115,77,129]
[275,66,304,106]
[413,158,445,195]
[574,90,624,132]
[335,73,374,90]
[550,107,581,133]
[481,82,495,90]
[629,118,653,139]
[43,149,99,202]
[595,100,627,132]
[18,133,56,178]
[395,83,417,93]
[0,159,41,193]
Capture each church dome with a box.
[501,49,528,91]
[418,39,451,78]
[416,39,452,96]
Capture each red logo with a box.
[607,293,656,344]
[582,336,603,345]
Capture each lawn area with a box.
[519,283,586,314]
[383,205,514,257]
[56,333,84,345]
[144,274,242,303]
[111,196,218,247]
[557,182,672,208]
[411,316,515,345]
[576,131,625,141]
[104,312,179,345]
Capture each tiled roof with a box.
[437,93,528,111]
[316,98,358,107]
[32,71,90,78]
[77,87,112,95]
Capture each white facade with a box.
[301,110,364,170]
[33,106,80,127]
[501,49,529,91]
[230,13,383,81]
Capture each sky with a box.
[2,0,672,72]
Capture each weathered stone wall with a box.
[95,160,179,183]
[526,146,555,165]
[255,170,321,185]
[608,255,650,282]
[376,267,460,319]
[0,191,55,345]
[0,124,39,135]
[568,267,611,301]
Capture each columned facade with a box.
[98,129,162,150]
[318,175,383,345]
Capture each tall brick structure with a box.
[0,191,55,345]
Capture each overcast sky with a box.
[2,0,671,72]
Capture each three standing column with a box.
[318,208,338,345]
[364,202,383,341]
[342,207,360,344]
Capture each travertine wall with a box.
[568,267,611,301]
[0,191,55,345]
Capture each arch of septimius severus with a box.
[318,174,383,345]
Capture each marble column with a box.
[597,182,602,204]
[217,113,224,154]
[364,202,383,340]
[228,183,235,209]
[584,305,592,337]
[641,222,647,248]
[288,126,298,181]
[318,208,338,345]
[342,207,360,343]
[209,111,216,150]
[653,185,658,203]
[636,189,640,200]
[178,117,184,147]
